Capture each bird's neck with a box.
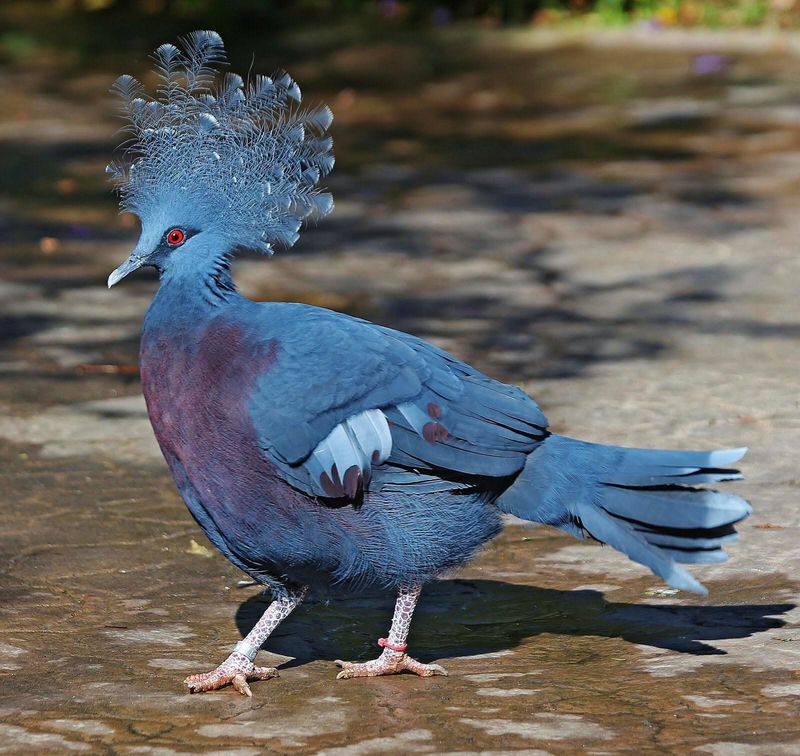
[159,249,237,307]
[145,251,243,337]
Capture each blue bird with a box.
[106,31,751,696]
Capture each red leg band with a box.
[378,637,408,653]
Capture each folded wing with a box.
[248,305,549,500]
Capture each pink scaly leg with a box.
[335,584,447,679]
[185,585,308,697]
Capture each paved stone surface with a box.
[1,13,799,754]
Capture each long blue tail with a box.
[496,435,750,595]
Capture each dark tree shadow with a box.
[234,579,795,668]
[0,9,787,388]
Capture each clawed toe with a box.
[405,660,447,677]
[184,653,278,696]
[335,654,447,679]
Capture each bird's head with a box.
[107,206,212,287]
[107,30,334,289]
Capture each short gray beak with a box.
[107,254,144,288]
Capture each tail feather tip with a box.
[668,567,708,596]
[710,446,748,467]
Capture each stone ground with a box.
[1,10,799,754]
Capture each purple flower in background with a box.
[66,223,93,239]
[692,53,729,76]
[378,0,402,19]
[432,5,452,25]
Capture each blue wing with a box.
[247,303,548,499]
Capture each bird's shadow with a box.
[235,578,795,668]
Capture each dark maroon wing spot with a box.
[422,422,449,443]
[427,402,442,419]
[320,472,342,498]
[322,464,362,498]
[343,464,362,498]
[371,450,381,463]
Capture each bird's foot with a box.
[184,651,278,697]
[335,650,447,679]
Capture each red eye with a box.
[166,228,185,246]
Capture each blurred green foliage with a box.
[16,0,800,28]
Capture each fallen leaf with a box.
[78,364,140,375]
[186,539,214,558]
[55,178,77,194]
[645,587,680,596]
[39,237,60,254]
